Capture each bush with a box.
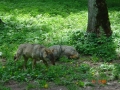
[69,30,117,61]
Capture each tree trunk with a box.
[87,0,112,37]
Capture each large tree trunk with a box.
[87,0,112,37]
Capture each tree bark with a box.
[87,0,112,37]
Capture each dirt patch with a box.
[5,80,27,90]
[85,81,120,90]
[5,80,68,90]
[5,80,120,90]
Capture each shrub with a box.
[69,30,117,61]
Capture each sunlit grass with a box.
[0,6,88,46]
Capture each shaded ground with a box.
[5,81,68,90]
[5,80,120,90]
[1,58,120,90]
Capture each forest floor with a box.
[2,58,120,90]
[5,80,120,90]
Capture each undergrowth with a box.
[0,58,120,89]
[69,31,117,61]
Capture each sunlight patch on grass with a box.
[0,10,88,45]
[109,11,120,32]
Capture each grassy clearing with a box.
[0,0,120,89]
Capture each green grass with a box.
[0,82,11,90]
[0,0,120,89]
[0,0,88,58]
[0,58,120,89]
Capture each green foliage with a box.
[66,84,79,90]
[112,64,120,80]
[0,60,92,86]
[90,63,120,81]
[69,31,117,61]
[26,83,36,90]
[106,0,120,10]
[0,86,11,90]
[0,82,11,90]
